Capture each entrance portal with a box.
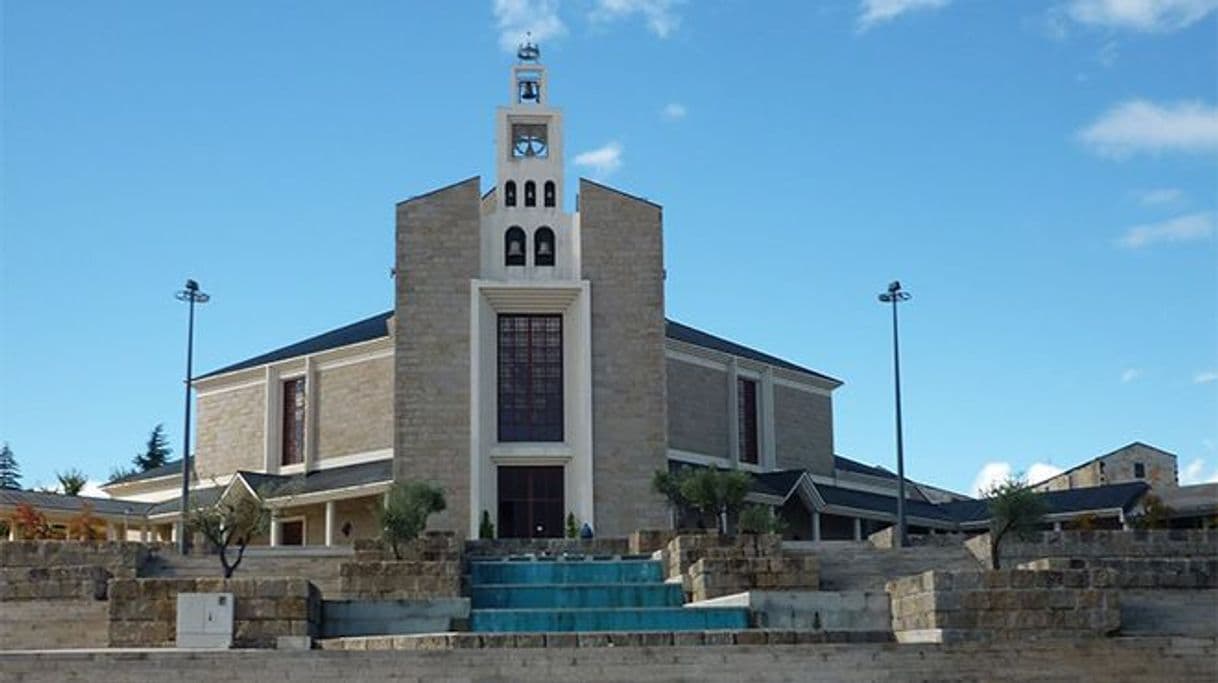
[497,466,564,538]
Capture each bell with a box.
[508,241,523,257]
[538,241,552,256]
[520,81,539,102]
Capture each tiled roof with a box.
[259,460,392,499]
[105,460,183,486]
[939,481,1150,524]
[0,488,153,517]
[194,310,840,385]
[816,482,958,523]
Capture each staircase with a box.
[468,555,750,632]
[785,541,983,592]
[141,546,352,597]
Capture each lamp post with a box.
[878,281,911,548]
[175,279,209,555]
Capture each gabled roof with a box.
[260,460,392,499]
[815,482,959,523]
[105,459,183,486]
[146,486,224,517]
[194,310,840,385]
[939,481,1150,524]
[1030,441,1177,487]
[197,311,393,380]
[0,488,154,517]
[833,455,895,480]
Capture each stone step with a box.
[469,559,664,586]
[469,606,750,633]
[471,582,684,609]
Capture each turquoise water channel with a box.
[468,556,749,633]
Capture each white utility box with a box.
[176,593,234,648]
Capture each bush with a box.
[479,510,495,539]
[565,512,579,539]
[379,481,446,559]
[679,467,753,535]
[738,504,787,535]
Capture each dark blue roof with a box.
[197,311,393,379]
[259,460,392,498]
[834,455,895,480]
[195,309,840,385]
[106,459,183,486]
[816,482,958,522]
[939,481,1150,524]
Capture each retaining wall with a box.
[967,529,1218,569]
[0,540,152,577]
[338,561,461,599]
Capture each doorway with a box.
[497,466,564,538]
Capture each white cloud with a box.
[1194,370,1218,384]
[661,102,687,121]
[1121,368,1143,383]
[1116,211,1215,248]
[493,0,567,53]
[1079,99,1218,158]
[1064,0,1218,32]
[1181,457,1218,485]
[970,461,1063,496]
[79,480,109,498]
[590,0,683,38]
[1136,187,1184,205]
[573,141,623,177]
[858,0,951,31]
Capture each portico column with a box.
[7,521,17,541]
[324,501,336,547]
[171,524,179,543]
[853,517,862,541]
[141,524,149,543]
[1053,521,1062,532]
[107,523,117,541]
[270,510,281,547]
[811,511,821,542]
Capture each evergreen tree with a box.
[133,424,172,472]
[0,442,20,490]
[56,468,88,496]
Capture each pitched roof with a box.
[750,469,807,499]
[1029,441,1177,487]
[939,481,1150,524]
[146,486,224,516]
[105,459,183,486]
[194,310,840,385]
[197,311,393,380]
[0,488,154,517]
[259,460,392,499]
[833,455,895,480]
[815,482,958,523]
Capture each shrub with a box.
[379,481,446,559]
[983,475,1047,569]
[13,503,51,540]
[479,510,495,539]
[679,467,753,535]
[738,504,787,535]
[565,512,579,539]
[67,502,105,540]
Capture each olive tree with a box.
[187,495,270,578]
[984,475,1047,569]
[679,467,753,535]
[378,481,446,559]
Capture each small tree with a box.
[67,502,104,540]
[378,482,446,559]
[134,424,173,472]
[187,495,270,578]
[1135,493,1174,529]
[984,475,1047,569]
[738,504,788,535]
[652,470,688,530]
[0,443,21,490]
[57,469,88,496]
[13,503,50,539]
[680,467,753,535]
[565,512,579,539]
[479,510,495,540]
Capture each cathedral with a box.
[97,46,988,545]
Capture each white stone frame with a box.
[469,280,594,538]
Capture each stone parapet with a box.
[966,530,1218,569]
[338,561,462,599]
[0,565,112,601]
[0,540,151,577]
[107,577,321,648]
[354,534,464,563]
[628,530,675,555]
[688,556,819,602]
[885,569,1120,642]
[1016,557,1218,589]
[664,533,782,580]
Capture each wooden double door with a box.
[497,466,564,538]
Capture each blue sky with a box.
[1,0,1215,497]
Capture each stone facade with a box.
[195,382,266,479]
[885,569,1121,642]
[107,577,322,648]
[663,534,818,602]
[316,355,393,460]
[579,180,669,536]
[666,358,729,459]
[773,385,833,476]
[1034,442,1178,492]
[341,535,464,599]
[394,177,482,535]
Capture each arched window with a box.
[535,226,555,266]
[504,181,517,207]
[524,181,536,207]
[543,181,556,208]
[505,226,526,266]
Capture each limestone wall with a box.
[967,529,1218,569]
[316,355,393,460]
[337,561,462,600]
[1017,556,1218,589]
[4,637,1215,682]
[394,177,481,535]
[579,180,669,536]
[885,569,1120,643]
[666,358,729,459]
[107,577,321,648]
[664,534,817,601]
[773,385,833,476]
[0,600,109,650]
[0,565,111,601]
[0,540,151,578]
[195,382,266,479]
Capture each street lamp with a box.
[175,279,209,555]
[878,280,911,548]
